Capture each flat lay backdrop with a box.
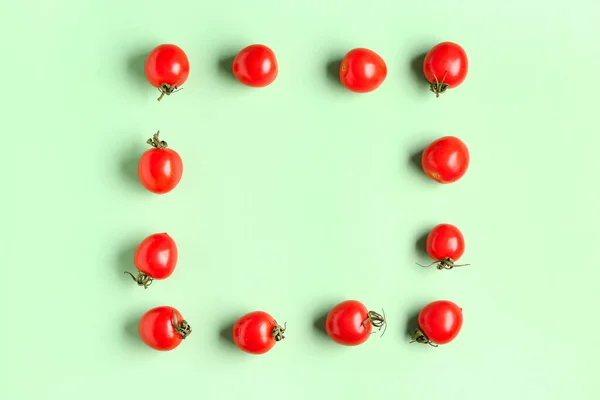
[1,1,598,399]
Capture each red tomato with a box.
[339,48,387,93]
[125,232,178,288]
[424,224,468,270]
[144,44,190,101]
[411,300,463,346]
[422,42,468,97]
[232,311,286,354]
[325,300,386,346]
[139,306,191,351]
[138,131,183,194]
[421,136,469,183]
[232,44,278,87]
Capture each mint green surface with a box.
[1,1,599,399]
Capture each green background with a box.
[1,0,598,398]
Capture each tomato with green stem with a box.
[124,232,178,289]
[144,44,190,101]
[411,300,463,346]
[139,306,192,351]
[421,136,469,183]
[325,300,386,346]
[138,131,183,194]
[419,224,469,270]
[232,311,286,355]
[423,42,468,97]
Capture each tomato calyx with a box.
[417,258,470,270]
[124,271,153,289]
[172,311,192,339]
[271,320,287,342]
[429,72,449,98]
[410,328,438,347]
[146,131,168,150]
[156,80,183,101]
[364,310,387,337]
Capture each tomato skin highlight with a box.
[422,42,468,97]
[232,44,278,87]
[138,131,183,194]
[134,233,178,280]
[413,300,463,345]
[139,306,191,351]
[421,136,469,184]
[339,48,387,93]
[426,224,466,269]
[232,311,286,354]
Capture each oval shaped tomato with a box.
[232,44,278,87]
[425,224,467,270]
[339,48,387,93]
[125,232,178,288]
[139,306,191,351]
[421,136,469,183]
[411,300,463,346]
[232,311,286,354]
[325,300,386,346]
[138,131,183,194]
[422,42,468,97]
[144,44,190,101]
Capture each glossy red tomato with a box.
[125,232,178,288]
[144,44,190,101]
[139,306,192,351]
[421,136,469,183]
[138,131,183,194]
[325,300,386,346]
[425,224,468,270]
[339,48,387,93]
[232,44,278,87]
[411,300,463,346]
[423,42,468,97]
[232,311,286,354]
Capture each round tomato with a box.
[411,300,463,346]
[139,306,191,351]
[422,42,468,97]
[144,44,190,101]
[339,48,387,93]
[232,44,278,87]
[424,224,468,270]
[232,311,286,354]
[138,131,183,194]
[125,232,178,288]
[325,300,386,346]
[421,136,469,183]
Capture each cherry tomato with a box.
[232,311,286,354]
[411,300,463,346]
[232,44,278,87]
[325,300,386,346]
[138,131,183,194]
[144,44,190,101]
[339,48,387,93]
[421,136,469,183]
[124,232,178,288]
[422,42,468,97]
[423,224,468,270]
[139,306,191,351]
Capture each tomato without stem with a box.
[421,136,469,183]
[422,224,468,270]
[232,311,286,354]
[138,131,183,194]
[139,306,192,351]
[339,48,387,93]
[411,300,463,346]
[232,44,278,87]
[144,44,190,101]
[124,232,178,288]
[422,42,468,97]
[325,300,386,346]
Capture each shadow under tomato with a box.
[415,229,430,259]
[117,238,139,286]
[313,304,336,339]
[127,49,151,89]
[326,59,342,84]
[123,311,144,348]
[218,318,238,348]
[217,55,237,82]
[405,309,421,340]
[409,52,427,85]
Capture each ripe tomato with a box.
[325,300,386,346]
[125,232,178,288]
[138,131,183,194]
[421,136,469,183]
[232,311,286,354]
[411,300,463,346]
[339,48,387,93]
[144,44,190,101]
[422,42,468,97]
[232,44,278,87]
[423,224,468,270]
[139,306,191,351]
